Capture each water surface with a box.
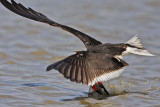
[0,0,160,107]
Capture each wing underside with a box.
[47,51,129,85]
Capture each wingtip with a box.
[46,66,51,72]
[46,63,55,72]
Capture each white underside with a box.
[88,68,124,86]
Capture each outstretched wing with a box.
[46,51,129,86]
[0,0,102,47]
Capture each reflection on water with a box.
[0,0,160,106]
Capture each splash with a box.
[88,77,160,99]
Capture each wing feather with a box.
[0,0,102,47]
[75,67,81,83]
[46,51,129,85]
[70,63,76,82]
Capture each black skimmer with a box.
[0,0,156,95]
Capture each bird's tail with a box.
[125,35,156,56]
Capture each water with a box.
[0,0,160,107]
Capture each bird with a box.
[0,0,156,95]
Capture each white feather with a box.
[124,35,156,56]
[125,47,156,56]
[127,34,143,48]
[88,68,124,86]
